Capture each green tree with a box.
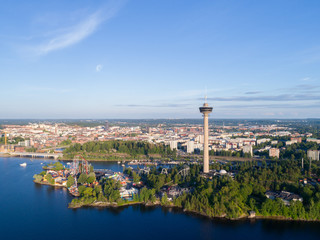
[87,172,96,184]
[67,175,75,188]
[33,174,42,182]
[78,185,86,195]
[53,162,64,171]
[78,173,88,184]
[161,193,169,205]
[45,173,54,184]
[132,172,140,183]
[83,187,94,197]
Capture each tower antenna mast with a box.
[205,87,208,103]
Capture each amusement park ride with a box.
[70,155,90,175]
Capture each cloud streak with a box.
[36,13,102,55]
[115,103,192,108]
[31,2,125,55]
[218,102,320,109]
[205,94,320,102]
[245,91,262,95]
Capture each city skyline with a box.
[1,0,320,119]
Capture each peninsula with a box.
[34,158,320,221]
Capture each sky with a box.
[0,0,320,119]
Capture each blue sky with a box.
[0,0,320,119]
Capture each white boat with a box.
[117,161,121,164]
[20,162,27,167]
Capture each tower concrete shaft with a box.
[199,103,213,173]
[203,112,210,173]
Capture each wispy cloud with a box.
[301,77,311,82]
[29,2,125,55]
[36,13,102,55]
[282,84,320,94]
[115,103,192,108]
[206,94,320,102]
[218,102,320,109]
[245,91,262,95]
[202,83,320,102]
[289,84,319,90]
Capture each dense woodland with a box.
[171,161,320,220]
[209,149,252,158]
[70,159,320,220]
[63,140,176,159]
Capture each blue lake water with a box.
[1,157,320,240]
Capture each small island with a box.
[34,158,320,221]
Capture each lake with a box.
[1,157,320,240]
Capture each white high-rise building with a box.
[243,145,253,157]
[169,141,178,150]
[186,141,195,153]
[307,150,320,161]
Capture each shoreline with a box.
[0,153,259,163]
[67,200,320,222]
[0,154,156,162]
[33,180,79,196]
[33,180,67,189]
[0,154,137,162]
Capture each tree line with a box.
[63,140,176,158]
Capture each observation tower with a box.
[199,98,213,173]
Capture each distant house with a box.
[265,190,303,206]
[257,138,271,145]
[307,138,320,144]
[286,140,297,146]
[119,187,138,199]
[166,186,191,199]
[269,148,280,158]
[291,137,302,143]
[271,140,278,145]
[248,211,256,218]
[14,146,25,152]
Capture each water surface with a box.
[1,157,319,240]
